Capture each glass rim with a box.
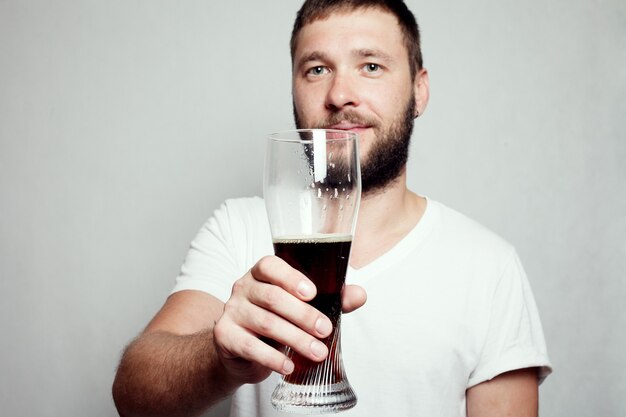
[269,128,358,143]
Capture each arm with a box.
[112,256,366,417]
[466,367,539,417]
[112,290,232,417]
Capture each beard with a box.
[294,96,416,195]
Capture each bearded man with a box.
[113,1,551,416]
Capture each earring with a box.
[415,110,420,119]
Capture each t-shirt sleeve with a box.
[171,198,271,302]
[467,250,553,387]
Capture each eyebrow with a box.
[353,48,394,63]
[297,51,328,67]
[296,48,395,69]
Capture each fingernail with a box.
[315,317,332,335]
[283,359,294,374]
[310,340,327,359]
[297,280,313,298]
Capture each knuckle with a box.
[240,337,257,359]
[213,320,228,344]
[260,285,281,309]
[255,256,276,276]
[222,297,240,315]
[231,278,246,294]
[257,313,276,335]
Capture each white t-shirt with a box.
[173,196,552,417]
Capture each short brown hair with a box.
[290,0,423,79]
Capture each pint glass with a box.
[264,129,361,413]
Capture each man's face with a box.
[292,8,423,194]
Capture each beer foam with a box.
[273,233,352,244]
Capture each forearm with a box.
[112,329,237,417]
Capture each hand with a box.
[212,255,366,385]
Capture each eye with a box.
[307,66,329,76]
[363,63,382,73]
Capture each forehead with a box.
[293,8,407,63]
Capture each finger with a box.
[243,302,330,363]
[250,300,332,361]
[215,321,294,375]
[342,284,367,314]
[248,281,333,338]
[250,256,316,301]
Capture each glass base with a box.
[271,380,357,414]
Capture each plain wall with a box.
[0,1,624,416]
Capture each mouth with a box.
[325,122,372,133]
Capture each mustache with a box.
[315,110,379,129]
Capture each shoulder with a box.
[427,199,516,265]
[195,196,270,248]
[219,196,266,216]
[209,196,267,228]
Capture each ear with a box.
[413,68,430,118]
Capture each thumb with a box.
[341,284,367,314]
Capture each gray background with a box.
[0,0,624,416]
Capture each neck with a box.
[349,169,426,269]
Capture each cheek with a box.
[380,90,411,123]
[370,102,389,122]
[362,84,399,116]
[293,89,320,122]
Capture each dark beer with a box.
[273,235,352,385]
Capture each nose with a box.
[325,71,360,111]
